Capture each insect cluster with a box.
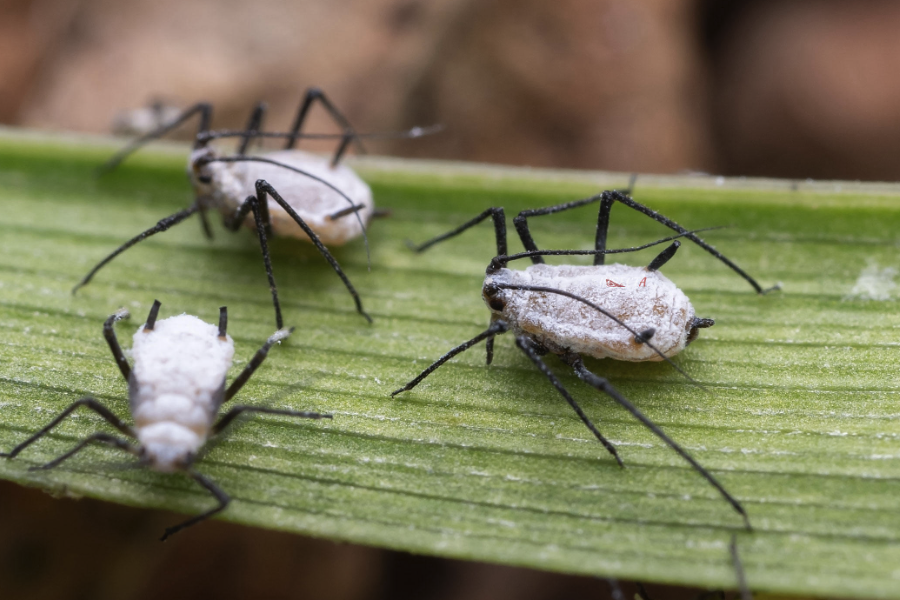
[3,87,776,558]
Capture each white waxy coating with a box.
[130,314,234,472]
[191,148,373,246]
[485,263,695,361]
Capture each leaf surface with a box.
[1,130,899,597]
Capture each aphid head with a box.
[686,316,715,346]
[137,421,203,473]
[482,282,507,313]
[189,146,219,191]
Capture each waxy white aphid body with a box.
[190,147,373,246]
[394,188,778,529]
[484,263,695,361]
[130,314,234,472]
[2,302,328,540]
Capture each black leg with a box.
[213,405,331,435]
[512,193,604,264]
[730,534,753,600]
[100,102,213,174]
[284,87,365,162]
[103,308,133,382]
[240,195,284,329]
[143,299,162,332]
[392,321,509,397]
[594,194,616,266]
[197,204,215,240]
[224,327,293,402]
[28,432,137,471]
[330,130,355,167]
[237,101,267,156]
[514,337,623,467]
[160,470,230,541]
[72,205,201,294]
[218,306,228,339]
[566,355,751,530]
[636,583,655,600]
[1,396,135,459]
[595,174,633,266]
[599,190,776,294]
[255,180,372,323]
[647,241,680,271]
[485,330,496,365]
[327,203,366,221]
[408,207,508,256]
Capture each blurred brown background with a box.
[4,0,900,180]
[2,1,898,598]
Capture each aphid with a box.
[76,87,434,328]
[1,300,329,540]
[112,99,183,137]
[393,188,778,528]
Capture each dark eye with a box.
[198,174,212,184]
[488,297,505,311]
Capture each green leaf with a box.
[1,129,899,597]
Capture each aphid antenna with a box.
[730,534,753,600]
[195,123,444,145]
[98,102,212,175]
[488,226,729,270]
[199,154,372,268]
[487,282,705,390]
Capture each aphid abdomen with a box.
[486,264,694,361]
[233,150,373,245]
[129,315,234,467]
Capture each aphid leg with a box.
[1,396,135,459]
[635,583,655,600]
[224,327,295,401]
[104,308,133,381]
[485,321,498,365]
[330,129,357,167]
[217,306,228,339]
[255,180,372,323]
[73,205,201,294]
[100,102,213,173]
[593,194,616,266]
[730,534,753,600]
[240,194,284,329]
[599,190,777,294]
[197,204,215,240]
[28,432,137,471]
[566,354,751,530]
[392,321,509,397]
[512,193,604,265]
[159,470,229,541]
[327,203,366,221]
[284,87,365,161]
[213,405,331,435]
[142,299,162,332]
[237,101,267,156]
[514,337,623,467]
[408,207,507,256]
[647,241,680,271]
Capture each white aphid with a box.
[130,314,234,472]
[485,263,694,361]
[76,91,423,328]
[394,188,777,529]
[190,147,373,245]
[2,302,327,540]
